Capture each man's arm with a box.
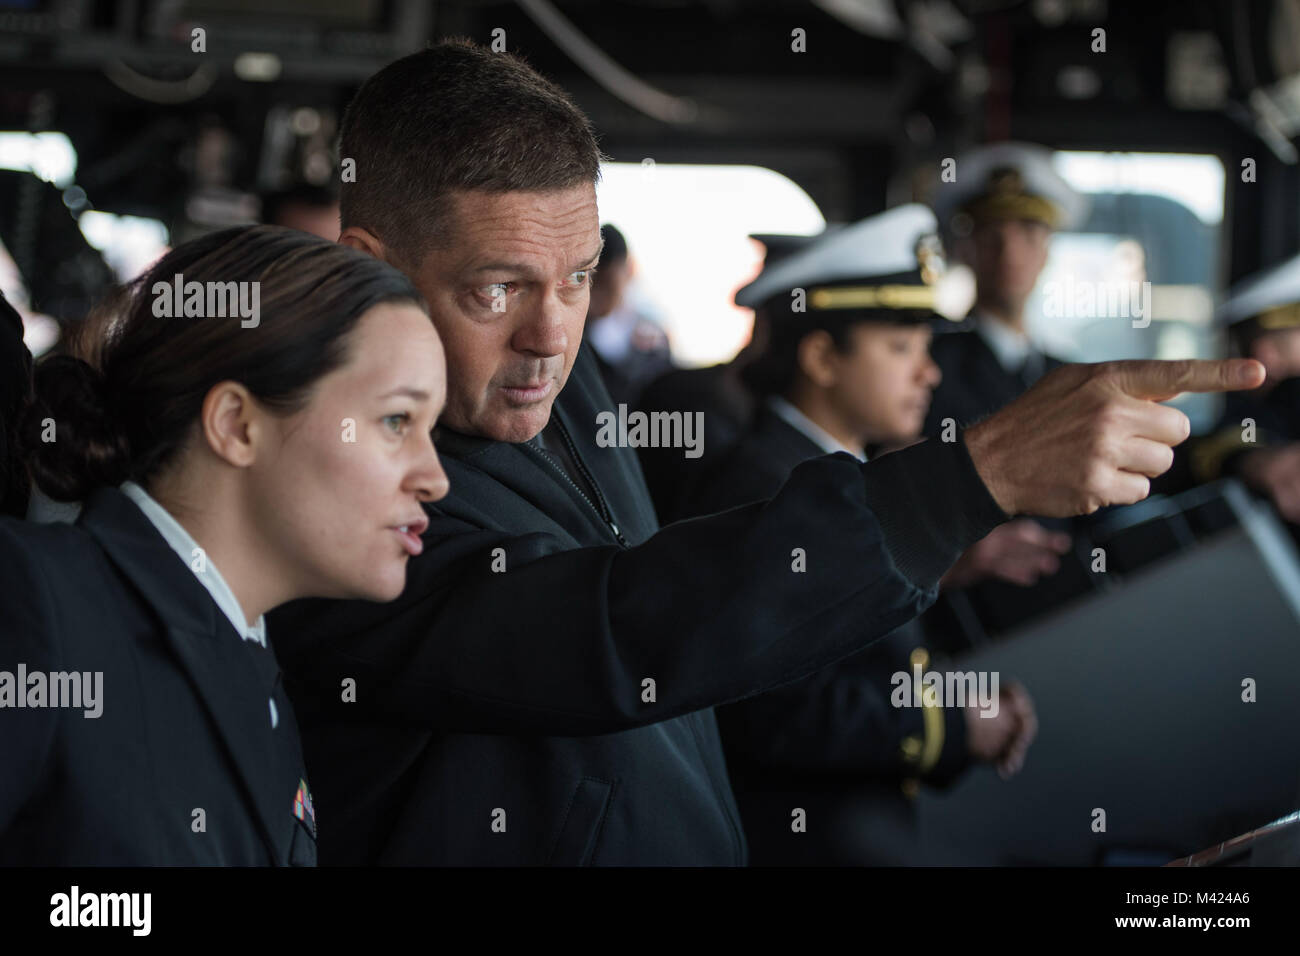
[270,358,1263,737]
[271,436,1004,736]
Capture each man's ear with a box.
[339,226,387,261]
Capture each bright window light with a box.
[77,211,170,281]
[1032,151,1226,430]
[0,131,77,187]
[1053,151,1224,225]
[596,163,825,366]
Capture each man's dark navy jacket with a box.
[268,345,1006,865]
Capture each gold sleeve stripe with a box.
[1256,303,1300,330]
[906,646,945,774]
[918,687,946,773]
[1189,426,1253,483]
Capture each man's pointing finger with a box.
[1110,358,1265,401]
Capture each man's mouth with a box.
[500,380,554,404]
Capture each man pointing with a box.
[268,40,1262,865]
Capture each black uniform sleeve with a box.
[717,634,975,783]
[270,436,1007,736]
[716,646,928,777]
[0,521,60,837]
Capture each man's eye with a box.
[565,270,590,287]
[383,412,411,434]
[475,282,514,311]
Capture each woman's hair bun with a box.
[24,354,131,502]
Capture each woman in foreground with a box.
[0,225,449,864]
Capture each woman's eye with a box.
[383,412,411,434]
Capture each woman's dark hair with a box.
[23,224,425,501]
[740,304,864,399]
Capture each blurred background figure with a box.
[1187,253,1300,524]
[921,143,1092,643]
[635,231,824,522]
[683,205,1036,864]
[260,183,340,240]
[925,142,1087,432]
[584,224,673,406]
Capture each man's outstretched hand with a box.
[964,359,1266,518]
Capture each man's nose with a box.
[512,292,569,358]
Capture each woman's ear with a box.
[199,382,259,468]
[796,329,838,390]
